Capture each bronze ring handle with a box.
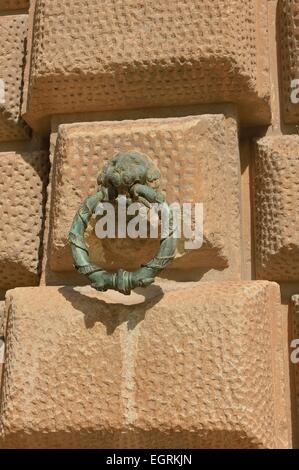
[68,152,177,295]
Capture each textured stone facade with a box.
[0,0,298,449]
[292,295,299,441]
[0,1,29,10]
[0,282,291,449]
[279,0,299,123]
[0,14,29,141]
[23,0,270,132]
[254,136,299,281]
[48,115,241,282]
[0,151,48,290]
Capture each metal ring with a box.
[68,152,177,295]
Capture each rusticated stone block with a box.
[0,14,29,142]
[0,301,4,392]
[254,136,299,281]
[291,295,299,441]
[0,151,49,290]
[0,338,3,364]
[0,301,4,337]
[279,0,299,124]
[23,0,270,132]
[0,282,291,449]
[0,1,29,10]
[48,114,242,282]
[0,300,4,384]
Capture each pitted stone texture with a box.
[0,0,29,10]
[0,151,49,290]
[292,295,299,440]
[0,15,29,142]
[0,282,290,449]
[254,137,299,281]
[0,301,4,390]
[279,0,299,124]
[48,115,241,281]
[0,338,4,363]
[0,301,4,337]
[23,0,270,132]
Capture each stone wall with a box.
[0,0,298,449]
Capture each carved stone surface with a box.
[0,282,291,449]
[254,136,299,281]
[0,0,298,449]
[292,295,299,440]
[0,151,49,290]
[0,301,4,337]
[279,0,299,124]
[0,301,5,392]
[48,115,242,282]
[0,15,29,142]
[0,0,29,10]
[23,0,270,132]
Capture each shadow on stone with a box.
[58,285,164,335]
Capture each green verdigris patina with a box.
[68,151,176,295]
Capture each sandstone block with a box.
[48,114,242,282]
[0,151,49,290]
[0,282,290,448]
[291,295,299,442]
[0,340,4,388]
[23,0,270,132]
[254,136,299,281]
[0,301,4,337]
[0,338,3,364]
[0,299,4,389]
[0,1,29,10]
[279,0,299,124]
[0,14,29,142]
[0,301,4,394]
